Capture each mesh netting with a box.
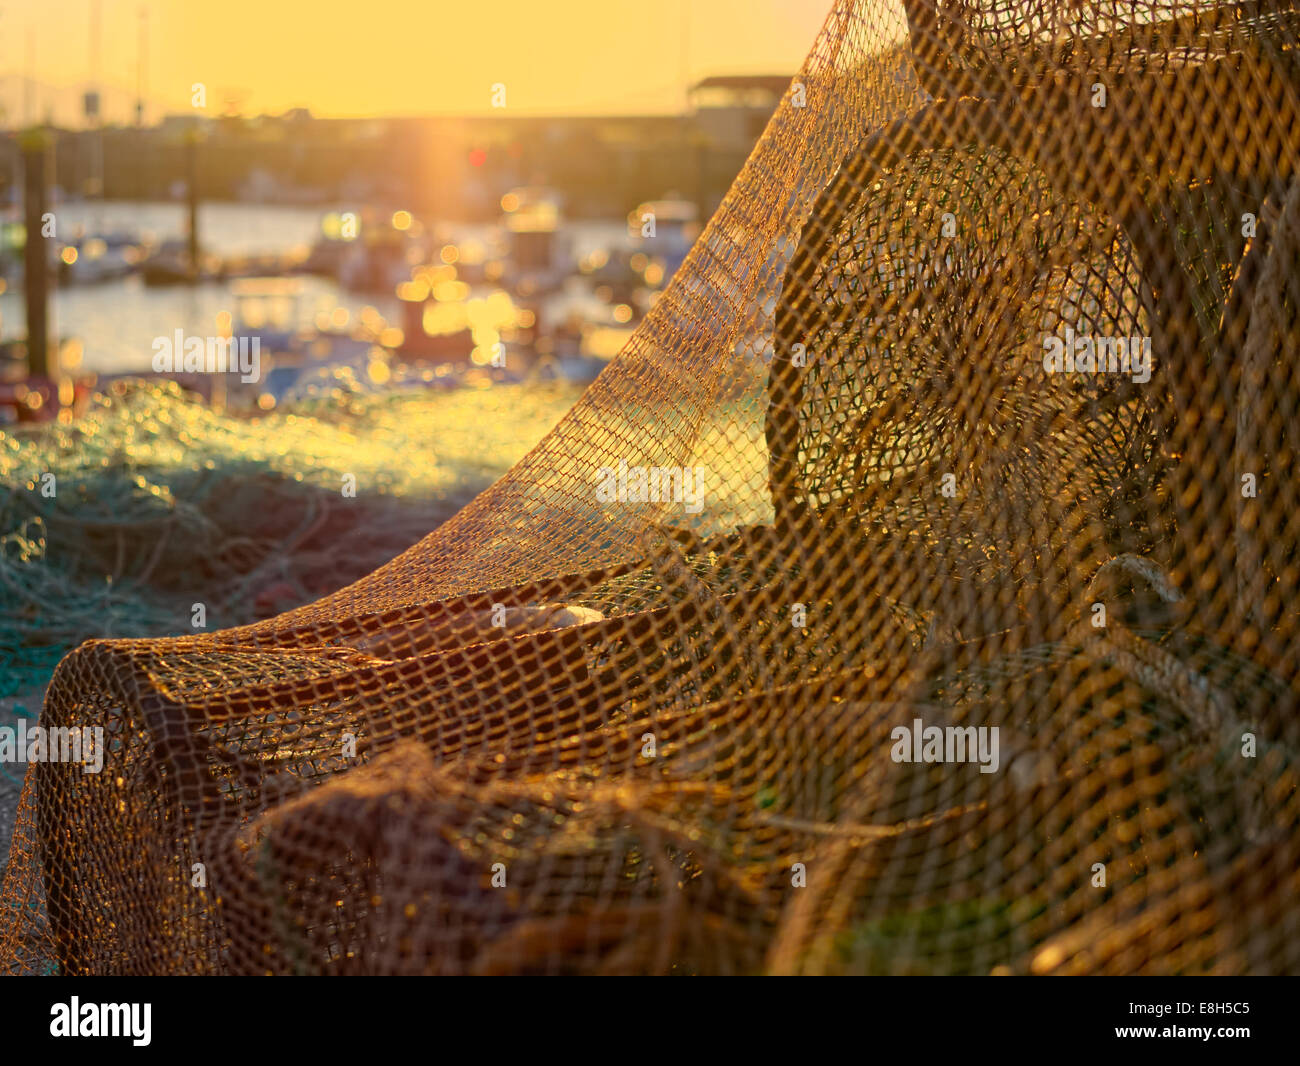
[3,0,1300,975]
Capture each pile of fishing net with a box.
[0,374,582,654]
[3,0,1299,975]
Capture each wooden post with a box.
[186,123,201,278]
[20,127,53,380]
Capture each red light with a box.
[469,148,486,167]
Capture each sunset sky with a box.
[10,0,837,122]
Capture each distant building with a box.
[689,76,791,151]
[688,76,791,216]
[24,79,791,222]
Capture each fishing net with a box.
[3,0,1300,975]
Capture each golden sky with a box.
[20,0,836,120]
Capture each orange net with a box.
[3,0,1300,975]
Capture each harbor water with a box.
[0,200,631,375]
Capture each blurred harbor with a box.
[0,198,672,367]
[0,76,793,421]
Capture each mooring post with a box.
[186,120,201,278]
[20,126,52,380]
